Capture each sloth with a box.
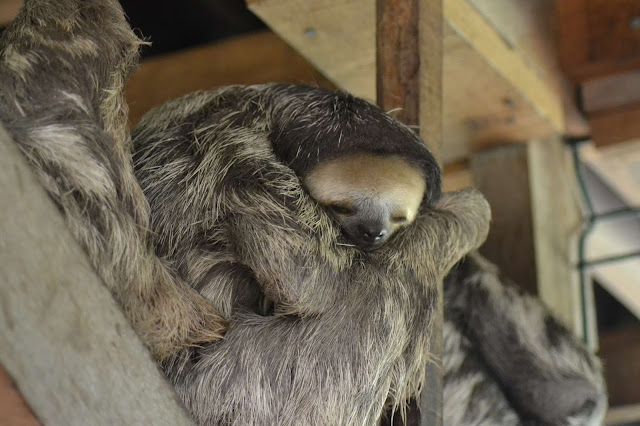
[0,0,226,361]
[0,1,606,425]
[2,2,485,423]
[132,83,442,255]
[131,84,607,426]
[442,253,607,425]
[131,84,489,424]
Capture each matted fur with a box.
[443,253,607,425]
[131,85,491,425]
[0,0,226,360]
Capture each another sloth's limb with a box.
[442,320,522,426]
[0,0,226,360]
[444,253,607,425]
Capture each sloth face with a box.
[303,154,426,251]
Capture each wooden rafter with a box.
[247,0,564,164]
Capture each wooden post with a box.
[470,145,539,294]
[376,0,419,127]
[470,137,586,338]
[377,1,443,424]
[0,124,194,425]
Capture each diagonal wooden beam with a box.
[0,124,194,425]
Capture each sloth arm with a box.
[422,188,492,276]
[445,253,606,424]
[0,0,226,360]
[225,197,346,315]
[226,182,491,313]
[166,303,397,425]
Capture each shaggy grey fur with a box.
[443,253,607,425]
[131,85,491,425]
[131,85,606,425]
[0,1,606,425]
[0,0,226,360]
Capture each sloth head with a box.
[303,153,427,251]
[269,84,441,251]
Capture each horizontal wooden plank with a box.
[557,0,640,82]
[583,70,640,113]
[0,0,21,26]
[606,403,640,425]
[125,31,333,127]
[247,0,563,164]
[589,104,640,147]
[0,124,194,426]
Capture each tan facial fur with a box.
[303,154,426,250]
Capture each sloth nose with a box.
[359,224,387,243]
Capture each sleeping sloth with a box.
[132,84,606,426]
[132,83,488,425]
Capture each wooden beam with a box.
[466,0,589,137]
[599,327,640,408]
[528,138,588,338]
[470,144,538,294]
[247,0,563,164]
[0,365,38,426]
[471,137,585,336]
[416,1,444,420]
[605,403,640,425]
[443,0,562,131]
[125,31,334,127]
[0,0,21,26]
[419,0,443,159]
[589,104,640,148]
[582,70,640,113]
[376,0,420,128]
[376,2,443,424]
[557,0,640,83]
[0,125,194,425]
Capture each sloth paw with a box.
[133,274,228,361]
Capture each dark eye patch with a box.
[392,215,407,223]
[328,203,355,216]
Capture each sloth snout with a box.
[359,224,387,243]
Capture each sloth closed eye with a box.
[329,204,355,215]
